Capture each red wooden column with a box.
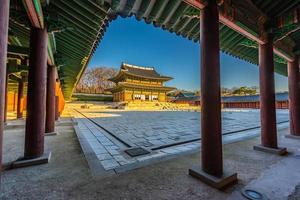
[0,0,10,178]
[254,33,286,154]
[13,91,16,111]
[286,56,300,139]
[45,65,56,135]
[4,72,8,123]
[23,27,48,160]
[17,77,24,119]
[55,95,59,121]
[188,0,237,189]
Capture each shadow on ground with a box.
[1,119,300,200]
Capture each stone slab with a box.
[253,145,287,156]
[73,123,117,177]
[45,132,58,136]
[189,167,238,189]
[12,152,51,168]
[124,147,150,157]
[285,134,300,140]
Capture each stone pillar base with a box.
[285,134,300,140]
[45,132,58,136]
[56,120,78,126]
[12,152,51,168]
[253,145,287,155]
[188,167,238,189]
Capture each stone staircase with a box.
[123,101,199,111]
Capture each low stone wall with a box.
[173,100,289,109]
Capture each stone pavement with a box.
[89,110,288,148]
[2,113,300,200]
[72,107,289,175]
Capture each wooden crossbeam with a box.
[9,74,22,82]
[8,45,29,56]
[183,0,295,62]
[22,0,55,66]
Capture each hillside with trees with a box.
[168,86,258,98]
[221,86,258,96]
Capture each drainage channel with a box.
[74,109,132,148]
[151,120,289,151]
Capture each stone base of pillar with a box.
[56,120,78,126]
[45,132,58,136]
[188,167,238,190]
[12,152,51,168]
[253,145,287,155]
[285,134,300,140]
[4,124,25,130]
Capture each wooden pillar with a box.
[4,72,8,123]
[287,56,300,137]
[200,0,222,176]
[254,33,286,154]
[55,96,59,121]
[13,91,16,111]
[45,65,56,133]
[17,77,24,119]
[0,0,10,178]
[24,28,48,159]
[259,34,277,147]
[189,0,237,189]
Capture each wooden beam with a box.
[9,74,22,82]
[218,15,265,44]
[22,0,44,28]
[183,0,295,62]
[8,45,30,57]
[7,65,28,74]
[22,0,55,66]
[274,48,294,62]
[183,0,206,9]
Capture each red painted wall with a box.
[6,82,65,115]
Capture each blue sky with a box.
[88,16,288,92]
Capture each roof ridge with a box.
[122,62,154,71]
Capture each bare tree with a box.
[75,67,117,94]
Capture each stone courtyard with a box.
[1,105,300,200]
[69,103,290,176]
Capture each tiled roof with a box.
[175,96,200,101]
[121,63,173,80]
[175,91,197,98]
[107,82,176,92]
[109,63,173,82]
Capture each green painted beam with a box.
[7,45,29,56]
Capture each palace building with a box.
[107,63,176,102]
